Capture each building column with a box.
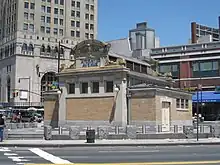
[114,75,128,127]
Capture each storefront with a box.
[192,91,220,121]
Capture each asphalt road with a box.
[1,145,220,164]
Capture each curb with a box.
[1,142,220,148]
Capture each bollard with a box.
[199,125,204,133]
[142,125,146,134]
[157,125,162,133]
[174,125,178,133]
[115,126,119,134]
[58,126,62,135]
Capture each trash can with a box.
[86,129,95,143]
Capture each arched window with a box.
[40,72,57,102]
[22,43,28,51]
[47,45,51,53]
[28,43,34,52]
[7,77,11,102]
[40,45,45,53]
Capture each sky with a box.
[98,0,220,46]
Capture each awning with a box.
[192,91,220,103]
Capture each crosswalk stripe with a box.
[29,148,72,164]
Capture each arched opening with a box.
[29,43,34,52]
[22,43,28,51]
[41,44,45,53]
[47,45,51,53]
[7,77,11,102]
[40,72,57,102]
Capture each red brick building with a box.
[150,41,220,120]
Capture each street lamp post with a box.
[18,76,31,106]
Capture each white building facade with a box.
[0,0,98,106]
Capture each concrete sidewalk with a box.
[1,138,220,147]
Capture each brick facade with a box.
[66,97,114,121]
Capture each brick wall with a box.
[131,98,156,121]
[66,97,114,120]
[44,100,59,121]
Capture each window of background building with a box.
[181,99,184,109]
[29,24,34,32]
[23,23,28,30]
[46,17,51,23]
[60,9,64,15]
[47,7,51,13]
[92,82,99,93]
[90,24,94,30]
[54,28,58,35]
[71,31,75,37]
[24,12,28,19]
[55,0,58,4]
[46,27,50,33]
[85,23,89,29]
[176,98,180,108]
[76,11,80,17]
[71,10,75,17]
[71,1,75,7]
[90,34,94,39]
[90,5,94,11]
[41,5,45,12]
[85,14,89,19]
[30,3,35,9]
[24,2,29,9]
[68,83,75,94]
[76,1,80,8]
[85,33,89,39]
[60,19,63,25]
[105,81,113,93]
[76,31,80,37]
[60,0,64,5]
[76,21,80,27]
[59,29,63,35]
[41,16,45,22]
[192,61,219,77]
[90,14,94,20]
[41,26,45,33]
[54,18,58,24]
[47,0,51,2]
[86,4,89,10]
[81,82,88,94]
[30,13,34,20]
[54,8,58,14]
[71,21,75,27]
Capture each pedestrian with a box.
[0,114,5,142]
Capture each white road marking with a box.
[8,156,30,162]
[4,153,18,156]
[29,148,72,164]
[0,147,11,152]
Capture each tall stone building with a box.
[0,0,98,107]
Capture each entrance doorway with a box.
[161,101,170,132]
